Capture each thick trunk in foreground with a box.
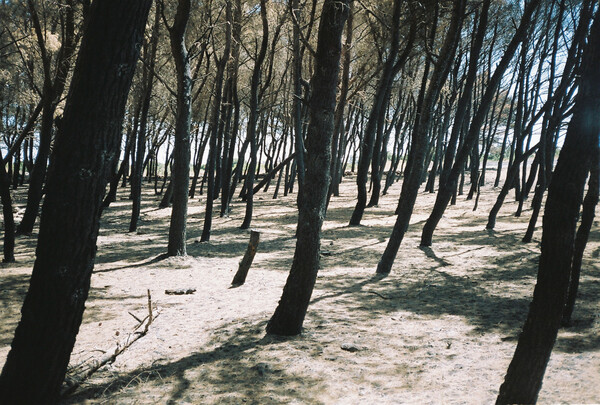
[266,0,349,336]
[496,8,600,403]
[0,1,150,403]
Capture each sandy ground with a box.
[0,173,599,404]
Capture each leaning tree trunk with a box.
[167,0,192,256]
[17,0,76,235]
[266,0,350,336]
[562,149,598,326]
[522,0,588,243]
[349,0,404,225]
[0,1,150,403]
[377,0,466,274]
[496,8,600,403]
[419,0,541,247]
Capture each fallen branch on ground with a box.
[61,290,159,397]
[165,288,196,295]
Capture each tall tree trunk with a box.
[0,1,150,402]
[167,0,192,256]
[496,8,600,402]
[420,0,539,246]
[201,1,232,242]
[220,0,241,217]
[189,95,213,199]
[241,0,269,230]
[377,0,466,273]
[328,2,353,202]
[266,0,350,336]
[290,0,306,195]
[103,114,139,208]
[130,5,160,232]
[349,0,411,225]
[17,0,76,235]
[523,0,586,242]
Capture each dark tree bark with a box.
[523,0,589,243]
[201,2,231,242]
[496,8,600,403]
[562,149,598,326]
[241,0,269,230]
[486,18,542,229]
[17,0,76,235]
[0,1,150,402]
[328,2,353,201]
[349,0,412,225]
[220,0,241,217]
[129,4,160,232]
[231,230,260,287]
[420,0,540,246]
[189,96,213,199]
[376,0,466,274]
[166,0,192,256]
[494,87,517,187]
[290,0,306,195]
[103,108,140,208]
[266,0,350,336]
[0,154,15,263]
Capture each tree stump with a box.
[231,230,260,287]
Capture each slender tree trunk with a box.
[130,5,160,232]
[420,0,539,246]
[349,0,411,225]
[523,0,585,242]
[167,0,192,256]
[328,3,353,203]
[266,0,350,336]
[220,1,241,218]
[291,0,305,195]
[377,0,466,273]
[17,0,76,235]
[189,97,212,199]
[201,2,231,242]
[241,0,269,230]
[494,86,517,187]
[0,2,150,402]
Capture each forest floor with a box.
[1,173,599,404]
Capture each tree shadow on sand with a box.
[62,320,327,405]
